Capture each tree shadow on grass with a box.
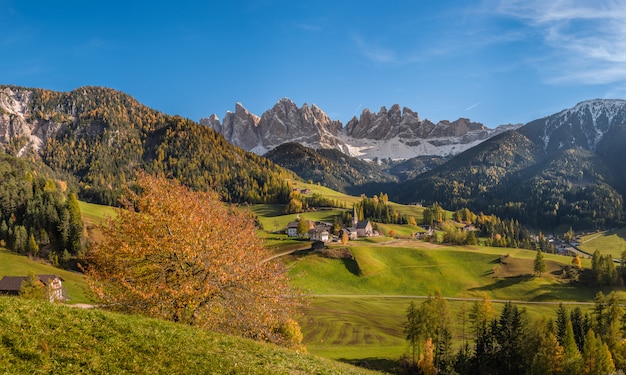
[337,357,399,373]
[468,275,534,292]
[341,257,361,276]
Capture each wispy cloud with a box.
[493,0,626,84]
[353,34,397,64]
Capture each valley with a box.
[2,85,626,373]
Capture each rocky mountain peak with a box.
[528,98,626,153]
[202,99,519,160]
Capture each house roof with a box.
[287,222,299,229]
[0,275,64,292]
[356,221,371,229]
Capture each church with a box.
[351,206,373,237]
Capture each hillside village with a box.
[286,206,376,242]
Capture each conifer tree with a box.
[534,250,546,276]
[582,329,615,374]
[531,331,564,375]
[563,320,583,374]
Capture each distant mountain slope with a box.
[202,99,520,160]
[0,85,294,205]
[395,99,626,230]
[264,142,397,193]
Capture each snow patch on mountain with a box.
[202,100,520,160]
[539,99,626,152]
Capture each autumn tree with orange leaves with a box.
[85,173,304,348]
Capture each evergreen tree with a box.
[534,250,546,276]
[495,302,528,375]
[571,306,589,352]
[530,331,564,375]
[582,329,615,374]
[563,320,583,374]
[65,192,83,254]
[555,303,568,346]
[405,300,420,365]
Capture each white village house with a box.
[0,274,65,302]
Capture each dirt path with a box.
[310,294,596,306]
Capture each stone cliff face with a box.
[203,100,519,159]
[0,87,63,154]
[203,98,343,154]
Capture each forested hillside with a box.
[264,142,397,193]
[395,112,626,230]
[0,153,83,264]
[1,86,294,206]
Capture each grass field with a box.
[578,228,626,260]
[301,295,595,364]
[78,200,117,243]
[287,240,619,367]
[0,297,377,375]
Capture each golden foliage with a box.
[85,172,303,347]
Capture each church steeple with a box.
[353,205,358,228]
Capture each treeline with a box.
[574,250,624,287]
[2,86,293,206]
[283,191,346,214]
[0,154,83,266]
[427,205,554,252]
[351,193,410,224]
[404,292,624,374]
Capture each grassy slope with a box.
[287,241,614,364]
[78,201,117,243]
[578,228,626,259]
[0,297,378,375]
[290,242,598,301]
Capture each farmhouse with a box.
[286,221,299,237]
[0,274,65,302]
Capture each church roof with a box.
[356,221,371,229]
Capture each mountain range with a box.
[1,84,625,231]
[395,99,626,230]
[201,98,520,160]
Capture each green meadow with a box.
[2,193,622,372]
[578,228,626,259]
[287,240,617,366]
[0,297,377,375]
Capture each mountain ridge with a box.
[395,98,626,230]
[201,99,520,160]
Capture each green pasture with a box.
[78,200,116,224]
[288,179,362,206]
[0,249,92,304]
[301,295,597,365]
[249,204,346,232]
[289,240,622,367]
[375,223,423,238]
[289,243,599,301]
[578,228,626,260]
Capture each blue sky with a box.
[2,0,626,128]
